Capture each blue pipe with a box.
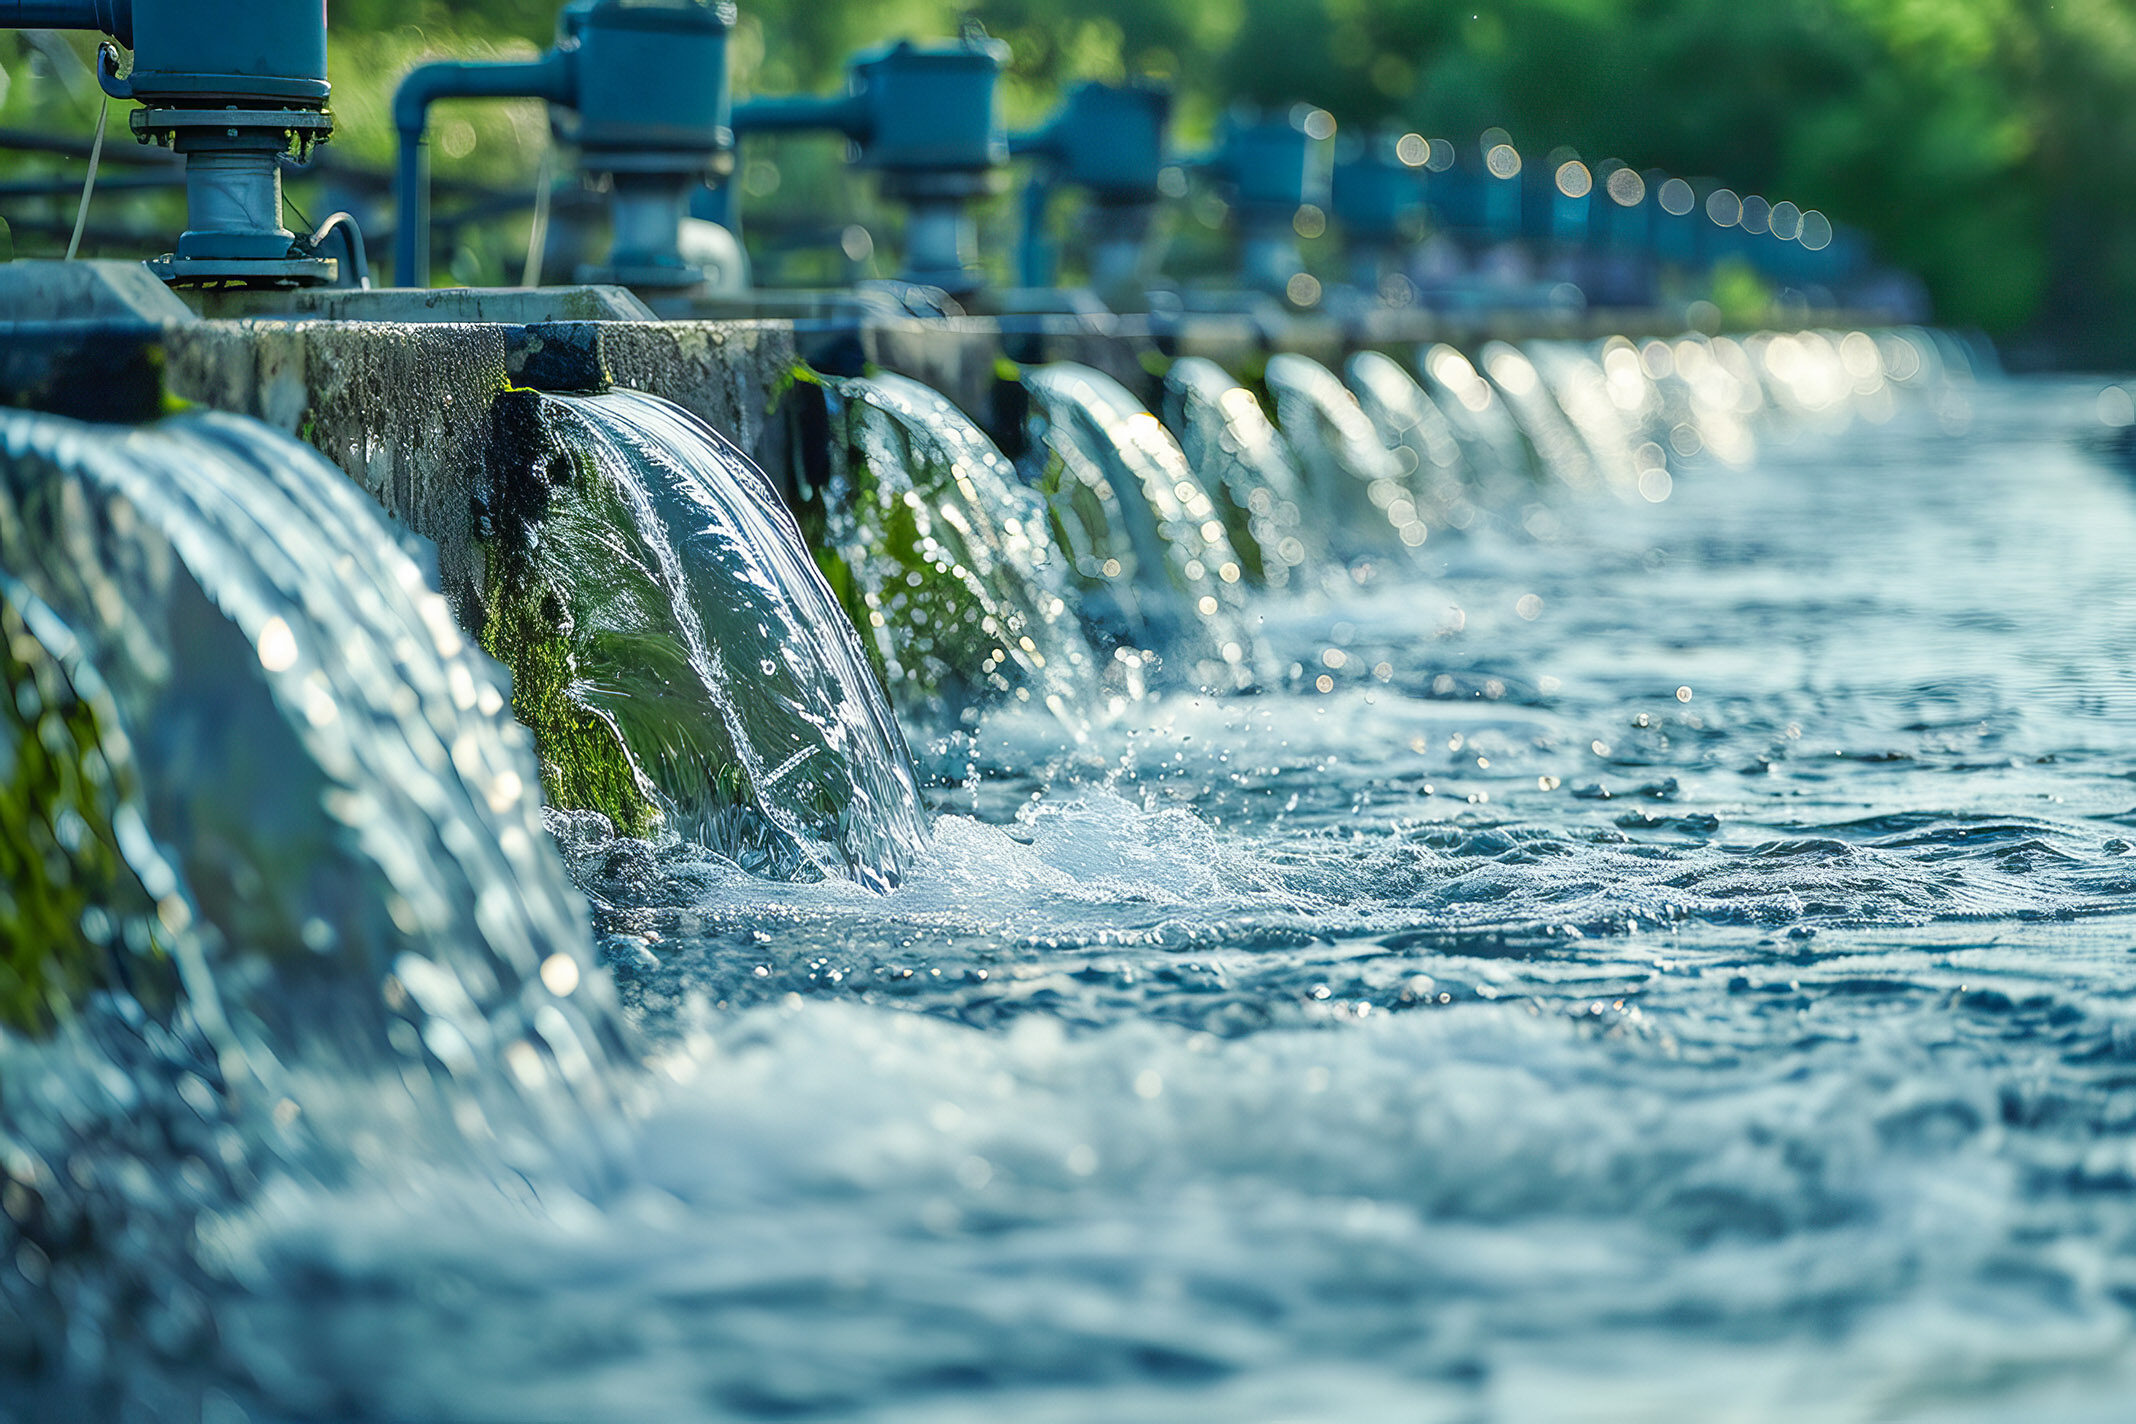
[1,0,129,42]
[730,92,869,139]
[394,52,575,287]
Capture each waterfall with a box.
[1343,350,1492,534]
[803,371,1096,724]
[1162,356,1319,591]
[1476,341,1602,489]
[1019,363,1254,689]
[0,407,613,1080]
[1418,342,1545,486]
[480,388,928,892]
[1262,353,1433,557]
[0,406,627,1408]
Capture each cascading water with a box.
[1344,349,1493,535]
[479,388,928,892]
[1263,353,1432,555]
[1476,340,1601,490]
[798,370,1096,725]
[0,406,619,1417]
[30,325,2131,1424]
[1419,341,1545,488]
[0,407,611,1071]
[1162,356,1319,591]
[1018,363,1256,688]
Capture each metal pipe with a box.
[0,0,129,43]
[393,52,576,286]
[730,92,869,139]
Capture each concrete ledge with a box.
[189,284,658,324]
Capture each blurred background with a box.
[3,0,2133,365]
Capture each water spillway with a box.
[801,370,1096,724]
[1163,356,1318,591]
[0,407,611,1071]
[23,302,2136,1421]
[482,386,927,891]
[1019,362,1257,689]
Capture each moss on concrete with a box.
[0,585,176,1036]
[477,435,664,840]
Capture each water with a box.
[0,408,618,1419]
[17,347,2136,1421]
[801,371,1095,722]
[1264,353,1431,553]
[1019,363,1257,689]
[482,388,927,891]
[1163,357,1318,590]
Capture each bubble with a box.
[1768,200,1802,241]
[1705,188,1742,226]
[1285,272,1323,307]
[1658,177,1696,216]
[1485,143,1523,180]
[1292,204,1327,239]
[2097,386,2135,428]
[1798,210,1833,250]
[1555,161,1592,199]
[1426,138,1457,172]
[1606,167,1646,207]
[1396,132,1430,167]
[1738,195,1771,234]
[1300,107,1337,141]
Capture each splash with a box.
[1019,363,1254,688]
[1162,357,1318,590]
[481,388,927,892]
[804,371,1096,724]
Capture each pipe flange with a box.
[131,108,333,135]
[876,168,1002,203]
[579,148,733,180]
[146,254,338,287]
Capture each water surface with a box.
[42,372,2136,1422]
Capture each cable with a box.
[64,91,109,261]
[304,212,371,289]
[522,147,554,288]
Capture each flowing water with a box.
[802,371,1095,723]
[14,339,2136,1422]
[482,389,927,891]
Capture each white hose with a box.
[64,92,108,261]
[522,148,553,287]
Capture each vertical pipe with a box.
[396,134,430,287]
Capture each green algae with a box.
[794,371,1094,722]
[0,581,178,1035]
[481,389,924,888]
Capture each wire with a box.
[64,93,108,261]
[522,148,554,288]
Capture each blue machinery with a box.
[2,0,337,283]
[394,0,735,290]
[724,31,1009,295]
[3,0,1872,304]
[1011,80,1170,295]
